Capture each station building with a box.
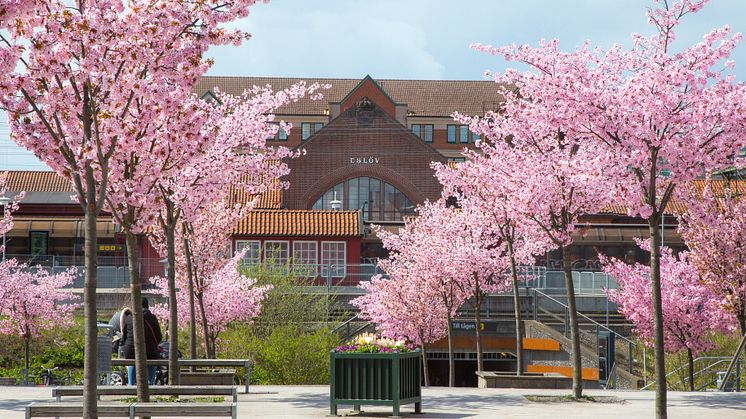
[3,75,716,387]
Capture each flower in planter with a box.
[334,333,416,353]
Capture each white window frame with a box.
[264,240,290,265]
[292,240,318,276]
[235,240,261,266]
[321,241,346,278]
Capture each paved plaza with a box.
[1,385,745,418]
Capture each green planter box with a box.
[330,350,422,417]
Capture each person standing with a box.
[120,298,162,385]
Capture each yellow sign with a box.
[98,245,121,252]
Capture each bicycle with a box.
[38,366,81,386]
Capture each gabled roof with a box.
[193,76,503,117]
[232,209,361,237]
[337,75,400,106]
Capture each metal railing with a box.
[4,254,165,289]
[540,270,618,295]
[531,288,643,378]
[640,356,742,392]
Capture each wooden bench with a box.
[51,385,238,402]
[26,401,237,419]
[111,358,251,394]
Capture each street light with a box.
[330,191,342,211]
[0,196,10,262]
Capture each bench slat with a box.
[27,402,131,416]
[27,402,236,418]
[53,385,235,397]
[134,402,234,416]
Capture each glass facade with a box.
[312,177,415,221]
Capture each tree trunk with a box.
[164,220,179,385]
[649,214,667,418]
[183,234,197,362]
[418,331,429,387]
[196,290,213,358]
[24,336,29,385]
[447,314,454,387]
[687,348,694,392]
[562,245,583,399]
[474,274,484,374]
[125,232,150,402]
[82,205,98,419]
[737,310,746,337]
[508,239,524,376]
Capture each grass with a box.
[524,394,625,404]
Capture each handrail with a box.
[533,288,634,345]
[605,361,618,389]
[640,356,730,391]
[332,314,361,334]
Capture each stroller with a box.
[109,341,181,386]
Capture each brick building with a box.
[3,74,693,284]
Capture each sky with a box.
[3,0,746,170]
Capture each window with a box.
[459,125,469,143]
[264,241,289,265]
[292,241,317,276]
[471,130,480,142]
[29,231,48,256]
[410,124,433,142]
[235,240,261,266]
[277,126,288,141]
[448,157,466,163]
[447,125,457,143]
[301,122,324,140]
[321,242,346,278]
[312,177,414,221]
[301,123,312,140]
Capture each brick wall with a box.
[284,99,447,210]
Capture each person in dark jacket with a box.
[120,298,162,385]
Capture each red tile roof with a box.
[193,76,504,117]
[2,170,73,192]
[599,179,746,216]
[233,209,361,237]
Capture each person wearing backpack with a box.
[120,297,162,385]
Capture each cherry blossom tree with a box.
[152,199,256,359]
[371,201,469,387]
[435,157,550,376]
[134,81,324,384]
[437,199,509,373]
[471,0,746,414]
[0,173,23,242]
[451,91,616,398]
[0,0,271,412]
[0,259,79,383]
[678,180,746,335]
[152,247,271,358]
[602,241,734,391]
[353,273,447,387]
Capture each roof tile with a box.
[193,76,504,117]
[233,209,360,237]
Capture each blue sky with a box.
[3,0,746,170]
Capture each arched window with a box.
[312,177,415,221]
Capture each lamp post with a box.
[0,196,10,262]
[330,191,342,211]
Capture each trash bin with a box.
[97,323,113,381]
